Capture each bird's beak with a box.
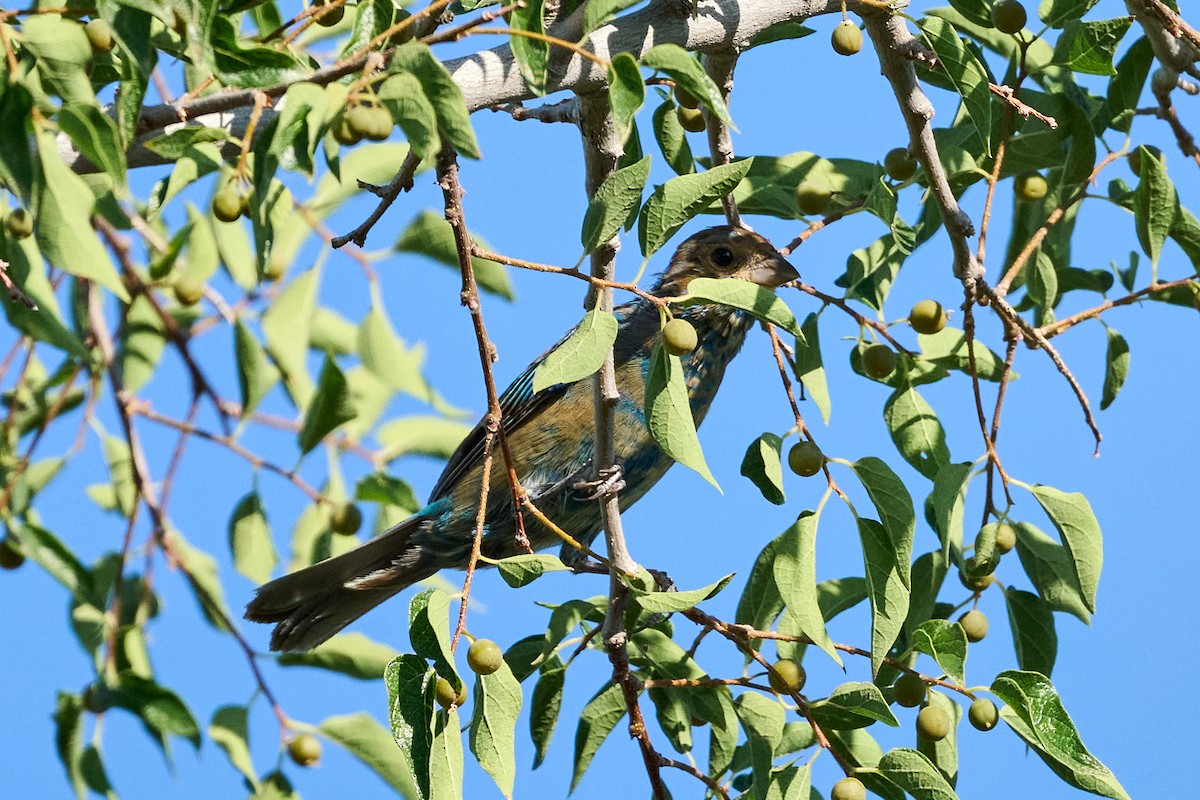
[745,253,800,288]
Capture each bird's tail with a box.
[244,512,436,652]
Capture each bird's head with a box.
[653,226,799,297]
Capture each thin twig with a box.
[331,150,423,249]
[1038,278,1197,337]
[778,199,866,256]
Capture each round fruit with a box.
[5,208,33,240]
[314,0,344,27]
[1128,145,1165,177]
[467,639,503,676]
[211,188,243,222]
[333,115,362,146]
[794,182,831,216]
[435,677,467,709]
[363,106,393,141]
[958,609,989,642]
[731,773,754,793]
[263,257,286,282]
[1015,171,1048,202]
[909,300,947,335]
[884,147,917,181]
[959,568,993,592]
[662,318,698,356]
[0,537,25,570]
[787,441,824,477]
[389,10,414,45]
[330,503,362,536]
[767,659,806,694]
[831,776,867,800]
[991,0,1027,34]
[893,672,927,708]
[288,733,322,767]
[862,343,897,379]
[173,277,205,307]
[916,704,951,741]
[831,20,863,56]
[676,105,706,133]
[968,697,999,731]
[346,106,376,138]
[81,683,109,713]
[994,523,1016,554]
[675,86,699,109]
[85,19,114,54]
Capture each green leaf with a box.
[470,661,523,798]
[810,681,900,730]
[675,276,802,337]
[1099,326,1129,410]
[1005,588,1058,677]
[529,658,566,768]
[409,589,457,681]
[395,210,513,300]
[262,266,321,407]
[795,313,831,424]
[641,44,735,128]
[532,310,619,392]
[356,472,419,513]
[607,53,645,145]
[390,43,480,159]
[377,416,472,462]
[992,671,1129,800]
[929,462,972,560]
[946,0,992,27]
[8,523,91,600]
[581,155,652,255]
[626,572,733,613]
[851,457,915,584]
[582,0,642,34]
[22,14,95,103]
[828,729,906,800]
[734,692,785,794]
[918,17,992,155]
[33,132,129,301]
[385,655,436,799]
[1105,37,1153,132]
[858,518,910,677]
[645,342,718,487]
[321,711,422,798]
[735,532,786,644]
[1028,485,1102,614]
[877,747,960,800]
[638,159,755,257]
[773,511,841,665]
[740,432,786,505]
[228,492,276,584]
[509,0,548,95]
[884,384,950,481]
[142,126,231,159]
[298,354,357,455]
[1133,146,1179,268]
[278,632,401,680]
[165,528,230,630]
[119,294,165,393]
[431,704,465,798]
[1039,0,1102,27]
[54,692,86,800]
[58,104,127,190]
[108,672,202,749]
[918,327,1010,381]
[209,706,258,788]
[234,320,280,419]
[571,682,626,791]
[1012,522,1092,623]
[377,72,439,160]
[494,554,570,588]
[1064,17,1131,75]
[652,99,695,176]
[358,288,439,403]
[911,620,967,685]
[906,551,949,637]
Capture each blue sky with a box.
[2,1,1198,798]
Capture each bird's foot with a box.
[571,465,626,501]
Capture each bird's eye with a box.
[712,247,735,267]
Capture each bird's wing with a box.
[427,303,638,503]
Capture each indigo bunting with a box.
[246,226,798,651]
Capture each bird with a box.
[245,225,799,651]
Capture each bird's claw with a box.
[571,465,626,501]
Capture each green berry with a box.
[5,209,33,240]
[1015,171,1048,202]
[662,318,698,356]
[862,343,897,379]
[968,697,999,731]
[676,105,706,133]
[794,182,831,216]
[173,277,205,307]
[916,704,951,741]
[435,677,467,709]
[211,188,243,223]
[991,0,1027,34]
[893,672,927,708]
[330,503,362,536]
[333,114,363,146]
[1128,145,1165,177]
[831,776,867,800]
[0,537,25,570]
[731,773,754,793]
[959,568,993,593]
[787,441,824,477]
[314,0,344,27]
[288,734,322,767]
[85,19,114,54]
[831,19,863,56]
[958,609,989,642]
[884,147,917,181]
[346,106,375,138]
[365,106,393,141]
[675,86,699,109]
[466,639,503,676]
[909,300,947,335]
[994,523,1016,554]
[767,659,806,694]
[263,257,286,282]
